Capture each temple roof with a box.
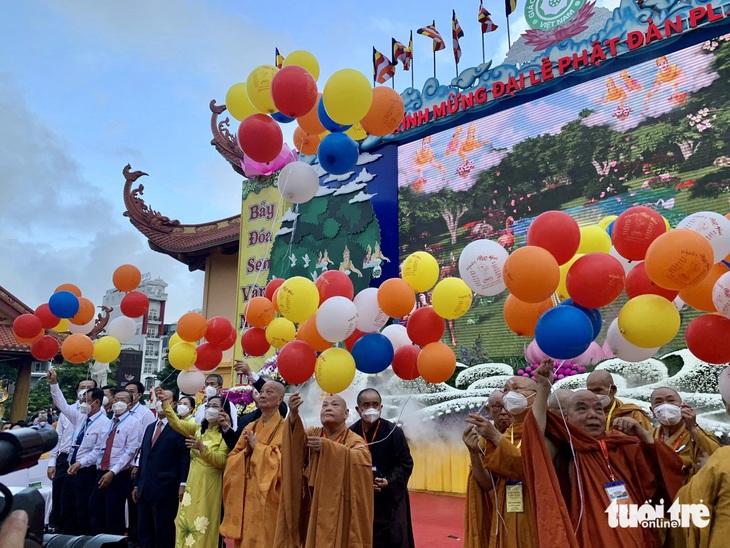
[0,285,36,354]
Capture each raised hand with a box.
[681,403,697,430]
[466,413,502,446]
[462,425,481,453]
[234,359,252,376]
[613,417,653,444]
[154,386,167,403]
[533,358,554,387]
[288,393,303,423]
[47,369,58,385]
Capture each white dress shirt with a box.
[98,410,145,475]
[129,401,156,428]
[48,402,76,467]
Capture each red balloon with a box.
[31,335,60,361]
[392,345,420,380]
[344,329,365,352]
[206,317,233,346]
[195,343,223,371]
[566,253,626,309]
[526,211,581,265]
[315,270,355,304]
[35,304,60,329]
[271,66,318,118]
[120,291,150,318]
[278,340,316,384]
[685,314,730,364]
[237,114,284,163]
[612,206,667,261]
[265,278,285,301]
[406,307,446,346]
[13,314,43,339]
[625,261,679,301]
[217,326,237,351]
[241,327,270,357]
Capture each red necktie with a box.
[100,418,119,471]
[151,420,164,447]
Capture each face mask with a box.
[39,421,47,427]
[502,392,529,415]
[598,395,612,408]
[204,386,217,399]
[654,403,682,426]
[204,408,219,422]
[177,404,190,417]
[155,401,164,413]
[79,402,91,415]
[112,402,128,416]
[362,408,381,423]
[78,390,87,402]
[102,396,109,407]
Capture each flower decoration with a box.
[518,361,586,380]
[223,385,256,416]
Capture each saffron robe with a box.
[605,397,653,432]
[652,424,721,483]
[464,438,493,548]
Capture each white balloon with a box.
[106,316,137,343]
[458,239,509,296]
[605,319,659,362]
[68,318,96,335]
[177,369,206,394]
[381,324,411,352]
[719,366,730,404]
[713,271,730,319]
[609,246,639,274]
[315,296,359,343]
[277,161,320,204]
[676,211,730,263]
[353,288,388,333]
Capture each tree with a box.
[431,188,473,244]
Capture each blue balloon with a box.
[351,333,394,374]
[317,133,359,175]
[558,298,602,341]
[48,290,80,319]
[271,111,295,123]
[535,306,593,360]
[607,220,615,238]
[317,98,352,133]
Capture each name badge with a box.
[506,481,524,513]
[604,481,631,505]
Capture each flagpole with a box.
[410,30,414,89]
[432,20,437,80]
[481,32,485,64]
[507,15,511,50]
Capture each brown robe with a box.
[606,398,653,432]
[652,423,721,483]
[464,438,493,548]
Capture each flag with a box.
[479,2,499,33]
[417,23,445,52]
[373,47,395,84]
[505,0,518,17]
[407,30,414,68]
[452,10,464,64]
[275,47,285,69]
[393,34,413,70]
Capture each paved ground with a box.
[411,491,466,547]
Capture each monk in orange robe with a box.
[275,392,374,548]
[220,381,286,548]
[524,360,684,548]
[586,370,653,431]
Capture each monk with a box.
[275,393,374,548]
[220,381,286,548]
[548,388,573,415]
[524,359,684,547]
[586,370,653,431]
[466,378,537,548]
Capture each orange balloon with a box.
[417,342,456,383]
[15,329,44,344]
[69,297,96,325]
[296,317,334,352]
[678,262,729,312]
[297,93,326,135]
[272,287,282,313]
[503,295,554,337]
[360,87,405,137]
[61,333,94,364]
[293,126,322,155]
[113,264,142,292]
[177,312,208,342]
[244,297,276,328]
[54,283,82,297]
[644,229,714,291]
[377,278,416,318]
[503,246,560,303]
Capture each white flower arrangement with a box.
[455,363,515,388]
[468,375,514,391]
[596,359,668,387]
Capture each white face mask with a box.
[79,402,91,415]
[654,403,682,426]
[112,402,128,416]
[204,407,219,422]
[502,392,529,415]
[102,396,109,407]
[204,386,218,399]
[598,395,612,408]
[177,404,190,417]
[78,390,87,403]
[155,401,164,413]
[362,408,381,423]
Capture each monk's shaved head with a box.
[258,381,285,411]
[486,389,511,432]
[321,395,349,428]
[650,387,682,410]
[487,389,504,407]
[565,389,606,438]
[548,388,574,414]
[504,376,538,395]
[586,370,617,408]
[586,370,613,388]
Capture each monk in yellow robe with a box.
[275,392,374,548]
[220,381,286,548]
[587,370,653,431]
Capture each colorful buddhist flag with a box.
[478,1,499,33]
[275,47,285,69]
[393,38,409,69]
[417,23,446,52]
[452,10,464,64]
[505,0,518,17]
[373,47,395,84]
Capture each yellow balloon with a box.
[323,69,373,125]
[618,295,680,348]
[246,65,279,114]
[315,347,356,393]
[277,276,319,323]
[402,252,439,292]
[662,216,671,231]
[345,122,368,140]
[282,49,320,81]
[597,215,618,230]
[51,318,69,332]
[225,82,258,120]
[556,254,583,301]
[93,336,121,363]
[431,278,473,319]
[265,317,296,348]
[169,342,197,371]
[169,332,183,348]
[578,225,612,254]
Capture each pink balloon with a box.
[573,342,604,366]
[240,143,297,177]
[525,339,550,362]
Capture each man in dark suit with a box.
[132,389,190,548]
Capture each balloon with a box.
[297,93,327,135]
[277,276,319,323]
[317,133,358,175]
[618,295,680,348]
[61,333,94,364]
[315,270,354,304]
[54,283,82,297]
[293,126,322,155]
[381,324,412,352]
[112,264,142,292]
[360,87,405,137]
[572,341,605,366]
[577,225,612,254]
[609,246,639,275]
[559,298,602,340]
[271,111,295,123]
[611,206,667,261]
[68,317,96,335]
[49,290,79,319]
[503,246,560,303]
[317,97,352,132]
[458,239,509,296]
[392,345,420,380]
[34,303,60,329]
[296,317,334,352]
[177,312,208,342]
[282,49,320,81]
[31,335,60,361]
[177,369,206,394]
[344,329,366,352]
[644,230,713,290]
[243,297,276,328]
[246,65,279,114]
[195,343,223,371]
[217,327,237,351]
[266,317,296,348]
[93,336,121,363]
[106,316,137,343]
[265,278,285,301]
[240,327,270,356]
[402,252,439,292]
[556,254,582,300]
[565,253,625,309]
[225,82,257,121]
[277,161,320,204]
[322,69,373,125]
[524,339,550,363]
[598,215,618,230]
[352,333,394,374]
[720,367,730,404]
[205,317,234,346]
[345,122,368,140]
[315,296,359,342]
[240,142,296,178]
[377,278,416,318]
[526,211,581,265]
[315,347,356,393]
[406,307,445,346]
[13,314,43,339]
[503,295,553,337]
[121,291,150,318]
[679,263,728,312]
[237,113,284,163]
[625,262,679,301]
[272,287,282,313]
[676,211,730,263]
[685,314,730,364]
[535,306,593,359]
[51,319,69,333]
[14,330,43,344]
[431,278,473,319]
[713,271,730,319]
[417,342,456,383]
[169,342,197,370]
[353,288,389,333]
[278,340,317,384]
[69,297,95,326]
[271,65,318,118]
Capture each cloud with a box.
[314,186,337,197]
[333,181,367,196]
[323,171,354,183]
[357,152,382,165]
[280,208,300,222]
[352,168,375,184]
[275,226,294,237]
[349,191,377,203]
